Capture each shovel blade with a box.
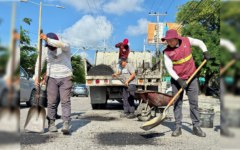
[140,112,167,131]
[0,106,20,132]
[24,105,46,133]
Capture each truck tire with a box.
[99,103,107,109]
[91,104,99,109]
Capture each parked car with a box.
[71,84,88,97]
[20,66,37,106]
[165,85,172,96]
[0,78,8,106]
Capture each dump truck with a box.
[84,51,166,109]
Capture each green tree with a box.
[71,55,85,84]
[22,18,32,25]
[175,0,220,94]
[20,18,38,74]
[220,2,240,93]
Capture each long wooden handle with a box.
[168,59,207,106]
[9,30,16,100]
[36,29,43,106]
[220,59,236,75]
[115,76,125,84]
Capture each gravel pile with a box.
[88,64,114,76]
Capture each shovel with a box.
[24,29,46,133]
[220,59,236,75]
[140,59,208,131]
[0,29,20,132]
[114,76,138,92]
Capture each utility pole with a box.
[149,12,167,63]
[149,12,167,93]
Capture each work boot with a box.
[61,121,70,134]
[192,126,206,137]
[221,127,234,137]
[120,112,129,118]
[172,126,182,137]
[127,113,135,119]
[48,120,58,132]
[56,114,61,119]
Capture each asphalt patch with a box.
[20,133,58,145]
[0,132,19,145]
[80,115,117,121]
[87,64,114,76]
[97,132,159,146]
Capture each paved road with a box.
[20,96,220,150]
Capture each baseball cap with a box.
[118,57,126,64]
[123,39,128,45]
[45,33,59,49]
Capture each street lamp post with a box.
[20,0,65,52]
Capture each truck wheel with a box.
[91,104,99,109]
[99,103,107,109]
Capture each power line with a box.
[98,0,106,16]
[178,2,219,33]
[176,0,204,31]
[137,0,158,50]
[92,0,110,39]
[162,0,175,22]
[86,0,105,39]
[154,0,164,14]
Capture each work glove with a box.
[177,78,188,90]
[232,51,240,60]
[203,51,211,61]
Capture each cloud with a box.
[103,0,144,15]
[125,18,149,36]
[45,0,144,15]
[59,15,113,47]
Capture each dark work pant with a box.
[122,84,136,113]
[46,77,60,115]
[47,76,72,122]
[171,77,200,127]
[56,92,60,115]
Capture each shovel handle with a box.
[9,30,17,100]
[168,59,207,106]
[37,29,43,105]
[220,59,236,75]
[114,75,128,88]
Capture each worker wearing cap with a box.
[112,57,136,119]
[115,39,130,59]
[115,39,130,71]
[162,29,212,137]
[34,32,72,134]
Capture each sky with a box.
[0,0,192,63]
